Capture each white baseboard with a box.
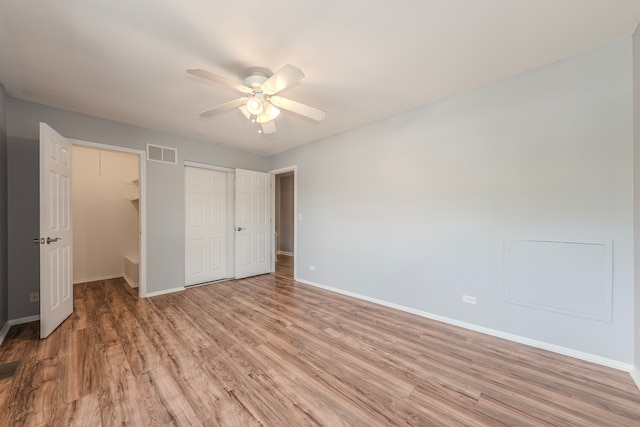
[0,315,41,346]
[123,273,138,288]
[73,273,123,284]
[9,315,40,326]
[631,366,640,390]
[277,251,294,257]
[0,321,10,346]
[295,277,634,373]
[145,286,184,298]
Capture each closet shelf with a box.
[124,178,140,202]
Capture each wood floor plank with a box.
[132,369,180,426]
[255,342,393,426]
[96,343,151,426]
[1,259,639,426]
[51,393,102,427]
[0,322,38,363]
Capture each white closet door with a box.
[235,168,271,279]
[185,167,228,286]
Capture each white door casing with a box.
[185,167,228,285]
[235,169,271,279]
[39,123,73,338]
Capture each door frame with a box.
[184,161,235,282]
[269,165,297,279]
[69,139,148,297]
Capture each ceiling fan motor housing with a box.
[243,72,269,89]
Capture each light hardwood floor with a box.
[1,256,640,426]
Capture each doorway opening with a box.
[271,166,296,280]
[71,140,146,297]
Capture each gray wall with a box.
[633,26,640,371]
[6,98,269,318]
[0,85,7,329]
[270,39,634,363]
[7,137,39,318]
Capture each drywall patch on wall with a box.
[505,238,612,322]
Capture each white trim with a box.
[9,315,41,326]
[295,277,634,373]
[69,139,142,156]
[630,367,640,391]
[0,321,10,346]
[184,160,234,173]
[227,173,236,276]
[145,286,185,298]
[69,139,147,298]
[269,165,297,278]
[73,273,122,284]
[0,314,40,345]
[123,273,138,288]
[277,251,294,257]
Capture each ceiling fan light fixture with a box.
[188,64,325,137]
[256,102,280,123]
[246,93,264,115]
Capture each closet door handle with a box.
[46,237,61,244]
[236,227,245,232]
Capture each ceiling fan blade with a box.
[270,96,326,122]
[238,104,251,120]
[261,120,276,135]
[199,97,248,117]
[261,64,305,95]
[187,68,253,95]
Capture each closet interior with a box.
[72,146,140,288]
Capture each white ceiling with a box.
[1,1,639,156]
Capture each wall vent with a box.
[147,144,177,164]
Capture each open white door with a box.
[185,166,228,285]
[39,123,73,338]
[235,169,271,279]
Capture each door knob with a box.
[236,227,245,231]
[46,237,61,244]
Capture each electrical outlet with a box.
[309,265,316,271]
[29,292,40,303]
[462,295,476,304]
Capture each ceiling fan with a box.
[187,64,325,135]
